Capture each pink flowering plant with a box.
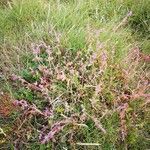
[9,41,149,149]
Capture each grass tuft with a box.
[0,0,149,149]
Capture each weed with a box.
[0,0,149,149]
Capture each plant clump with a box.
[7,41,150,149]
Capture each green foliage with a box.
[124,0,150,37]
[0,0,149,149]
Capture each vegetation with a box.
[0,0,149,149]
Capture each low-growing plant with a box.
[0,0,149,149]
[5,41,149,149]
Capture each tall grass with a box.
[0,0,149,149]
[0,0,149,72]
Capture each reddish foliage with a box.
[118,103,128,141]
[0,93,16,117]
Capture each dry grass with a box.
[0,0,149,149]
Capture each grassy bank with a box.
[0,0,149,149]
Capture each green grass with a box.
[0,0,149,149]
